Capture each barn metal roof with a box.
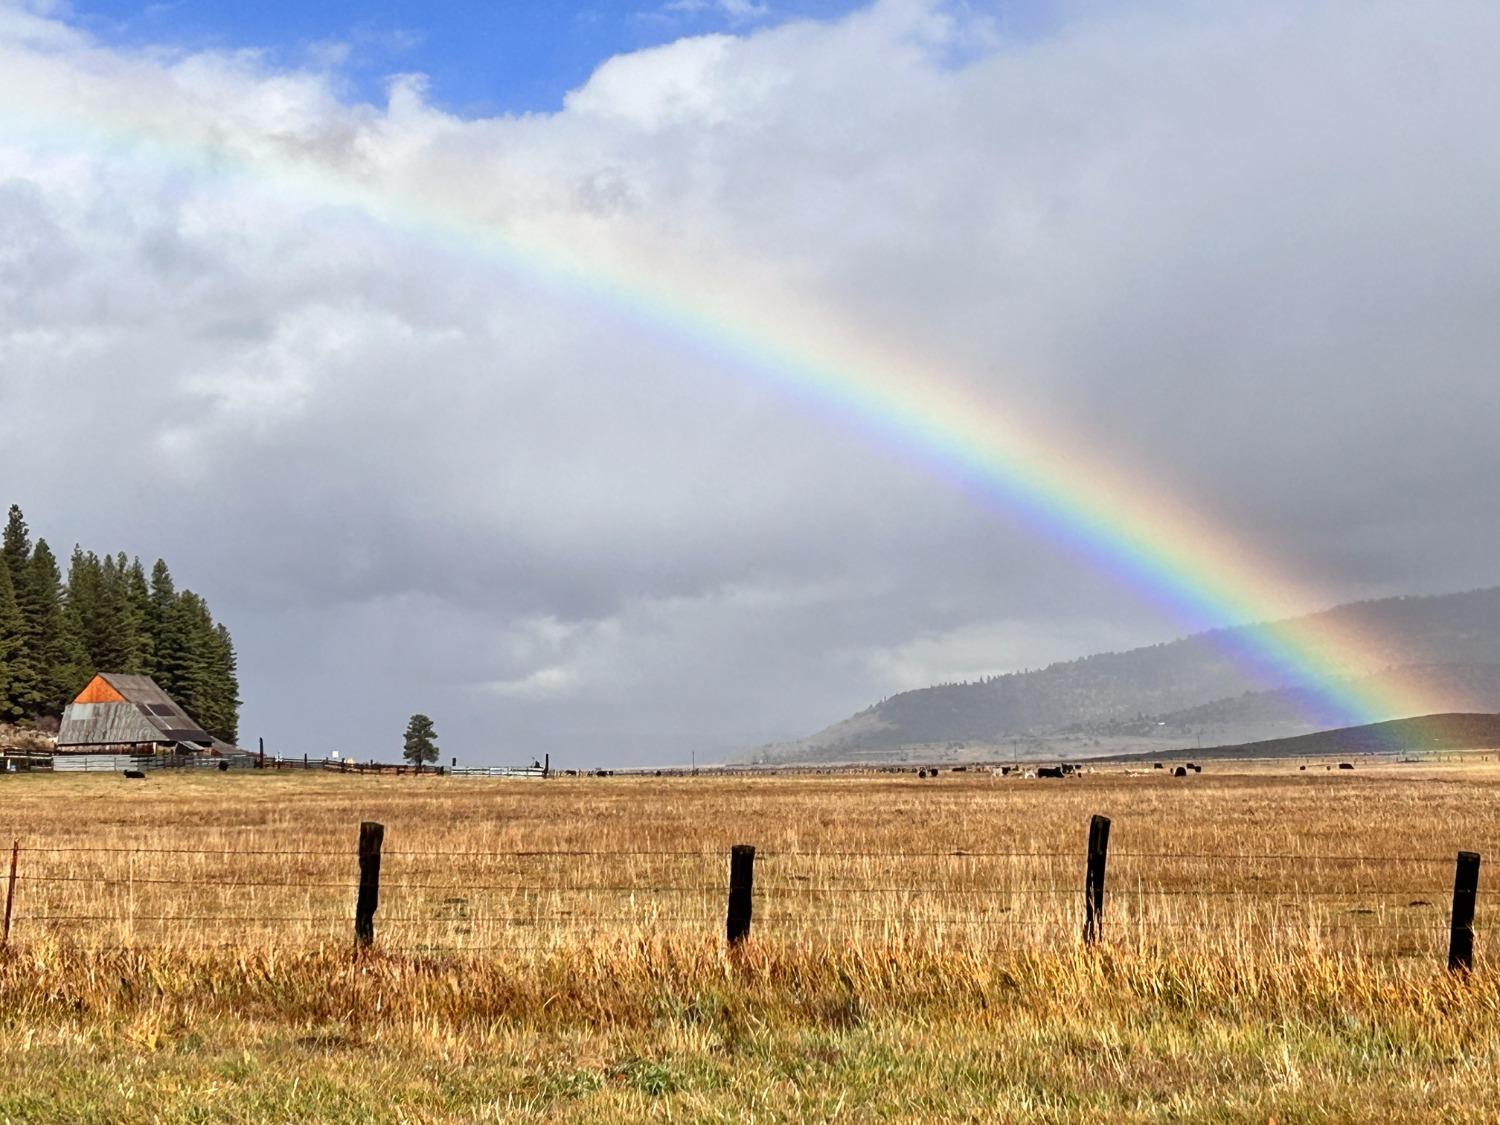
[57,673,215,748]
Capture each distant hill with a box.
[757,587,1500,764]
[1104,712,1500,763]
[1079,663,1500,738]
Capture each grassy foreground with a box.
[3,940,1500,1122]
[4,764,1500,1120]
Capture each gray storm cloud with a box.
[1,0,1497,764]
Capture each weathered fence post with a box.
[355,821,384,950]
[2,840,17,947]
[726,844,756,947]
[258,737,265,768]
[1083,814,1111,946]
[544,753,550,779]
[1449,850,1481,974]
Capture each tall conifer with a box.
[211,623,241,744]
[147,559,179,694]
[125,557,153,674]
[0,505,44,717]
[0,563,25,722]
[29,540,89,715]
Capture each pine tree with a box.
[173,588,238,743]
[1,505,29,584]
[0,563,24,722]
[0,506,44,720]
[29,540,89,716]
[165,590,202,717]
[91,552,122,670]
[85,554,146,674]
[125,557,153,674]
[402,714,439,764]
[64,547,101,674]
[147,559,178,693]
[210,623,240,744]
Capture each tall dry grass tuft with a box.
[5,936,1498,1066]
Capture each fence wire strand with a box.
[3,835,1481,956]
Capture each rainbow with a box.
[0,57,1431,729]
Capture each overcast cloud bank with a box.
[2,0,1497,764]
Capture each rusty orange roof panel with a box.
[74,674,126,704]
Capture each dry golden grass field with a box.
[3,760,1500,1121]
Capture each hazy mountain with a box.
[757,588,1500,764]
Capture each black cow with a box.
[1037,766,1065,779]
[123,769,146,780]
[1338,762,1355,770]
[1173,766,1188,778]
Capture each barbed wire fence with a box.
[0,816,1484,970]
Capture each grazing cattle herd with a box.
[102,758,1375,784]
[896,758,1367,779]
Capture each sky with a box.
[2,0,1498,766]
[63,0,881,112]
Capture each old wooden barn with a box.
[56,673,236,758]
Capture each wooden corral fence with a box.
[4,751,253,774]
[0,814,1486,974]
[250,754,447,776]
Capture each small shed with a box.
[57,673,230,756]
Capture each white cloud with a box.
[563,34,745,128]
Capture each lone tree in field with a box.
[403,713,439,764]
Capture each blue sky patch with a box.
[68,0,875,114]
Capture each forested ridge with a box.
[0,504,240,744]
[769,586,1500,762]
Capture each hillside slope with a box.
[1105,712,1500,763]
[761,587,1500,763]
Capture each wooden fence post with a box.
[1449,850,1481,974]
[355,821,384,950]
[1084,814,1111,946]
[726,844,755,947]
[2,840,17,948]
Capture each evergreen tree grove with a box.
[0,504,241,742]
